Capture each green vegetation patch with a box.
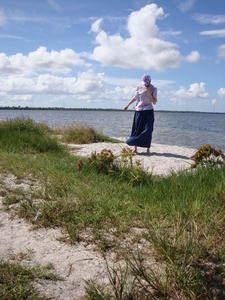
[55,124,119,144]
[0,119,224,298]
[0,118,64,153]
[0,260,59,300]
[2,151,225,258]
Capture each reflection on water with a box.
[0,109,225,150]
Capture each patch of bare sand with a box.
[0,174,108,299]
[68,140,196,176]
[0,196,108,299]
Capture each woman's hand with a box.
[146,85,156,104]
[124,97,136,110]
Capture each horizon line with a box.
[0,106,224,114]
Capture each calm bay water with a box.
[0,109,225,150]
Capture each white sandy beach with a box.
[68,140,196,176]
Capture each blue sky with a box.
[0,0,225,112]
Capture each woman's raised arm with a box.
[124,97,136,110]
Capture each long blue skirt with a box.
[126,110,154,148]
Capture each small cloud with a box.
[212,99,216,105]
[0,34,29,41]
[217,88,225,99]
[185,51,200,63]
[91,18,102,33]
[153,79,175,87]
[193,13,225,25]
[6,10,70,28]
[200,28,225,38]
[11,95,33,101]
[161,30,182,36]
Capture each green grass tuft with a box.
[0,260,59,300]
[0,117,64,153]
[55,124,119,144]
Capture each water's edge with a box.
[0,109,224,151]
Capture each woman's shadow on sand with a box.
[137,152,191,160]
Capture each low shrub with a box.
[191,144,224,168]
[88,149,116,174]
[85,147,152,186]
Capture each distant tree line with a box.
[0,106,223,114]
[0,106,125,111]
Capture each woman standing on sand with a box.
[124,74,157,154]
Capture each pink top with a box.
[134,82,157,111]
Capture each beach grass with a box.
[0,260,59,300]
[0,118,224,298]
[53,124,120,144]
[0,117,64,153]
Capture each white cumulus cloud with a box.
[0,47,86,75]
[90,4,199,71]
[0,70,136,105]
[0,70,103,96]
[172,82,209,100]
[185,51,200,63]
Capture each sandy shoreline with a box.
[68,139,196,176]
